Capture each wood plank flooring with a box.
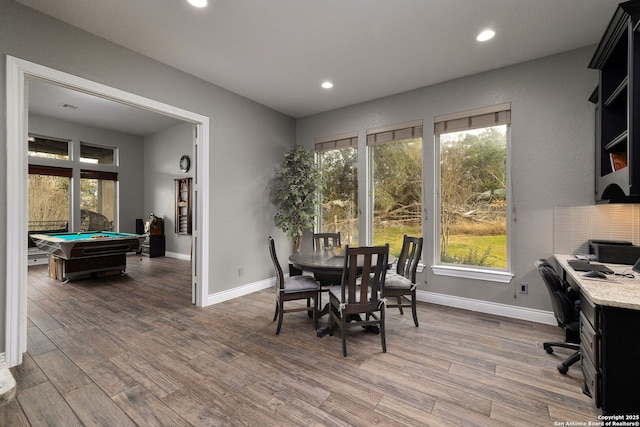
[2,255,601,426]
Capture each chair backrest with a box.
[340,244,389,305]
[268,236,284,293]
[313,232,341,251]
[535,259,576,327]
[396,235,423,283]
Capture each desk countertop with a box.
[555,254,640,310]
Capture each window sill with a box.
[431,265,514,283]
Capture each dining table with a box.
[289,250,396,336]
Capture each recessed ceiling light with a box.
[477,29,495,42]
[321,81,334,89]
[187,0,208,7]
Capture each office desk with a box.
[555,255,640,415]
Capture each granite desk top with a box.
[555,254,640,310]
[0,353,16,406]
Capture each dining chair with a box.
[313,232,341,251]
[383,234,423,327]
[268,236,320,335]
[328,244,389,357]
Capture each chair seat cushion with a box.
[384,272,413,289]
[329,285,382,304]
[283,275,319,293]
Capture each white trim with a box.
[416,290,557,325]
[5,56,211,367]
[431,265,514,283]
[207,277,273,305]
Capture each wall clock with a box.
[179,154,191,172]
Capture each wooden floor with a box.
[2,255,601,426]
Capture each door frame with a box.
[5,55,211,367]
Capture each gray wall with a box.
[296,47,598,311]
[1,0,294,352]
[28,114,145,234]
[144,122,194,257]
[0,0,606,353]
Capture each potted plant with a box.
[270,144,321,253]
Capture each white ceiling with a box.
[19,0,619,133]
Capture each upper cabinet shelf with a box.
[589,0,640,201]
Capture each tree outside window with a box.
[371,138,422,256]
[317,146,359,245]
[438,125,508,269]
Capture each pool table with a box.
[30,232,146,281]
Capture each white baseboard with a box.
[203,275,557,326]
[207,277,273,306]
[417,290,557,326]
[164,251,191,260]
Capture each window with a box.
[368,121,422,257]
[434,103,512,280]
[80,170,117,231]
[28,135,69,160]
[315,133,359,245]
[80,142,116,165]
[28,165,71,233]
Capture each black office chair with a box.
[535,259,581,374]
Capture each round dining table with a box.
[289,250,396,285]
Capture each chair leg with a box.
[341,314,348,357]
[397,296,404,315]
[380,305,386,353]
[558,350,581,374]
[273,302,279,322]
[275,300,284,335]
[312,296,319,330]
[307,298,313,318]
[411,292,419,327]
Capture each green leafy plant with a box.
[270,145,321,252]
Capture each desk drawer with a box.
[580,296,599,331]
[582,348,601,408]
[580,312,600,366]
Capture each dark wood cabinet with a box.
[590,0,640,200]
[580,293,640,414]
[141,215,165,257]
[141,234,165,258]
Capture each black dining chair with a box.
[268,236,320,335]
[535,259,581,374]
[383,235,423,327]
[328,244,389,357]
[312,232,341,251]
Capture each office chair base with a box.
[543,341,580,354]
[543,341,581,375]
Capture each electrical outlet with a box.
[238,268,243,277]
[519,283,528,294]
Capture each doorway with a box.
[5,56,211,367]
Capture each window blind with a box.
[366,119,423,146]
[434,103,511,135]
[28,165,72,177]
[81,170,118,181]
[315,132,358,152]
